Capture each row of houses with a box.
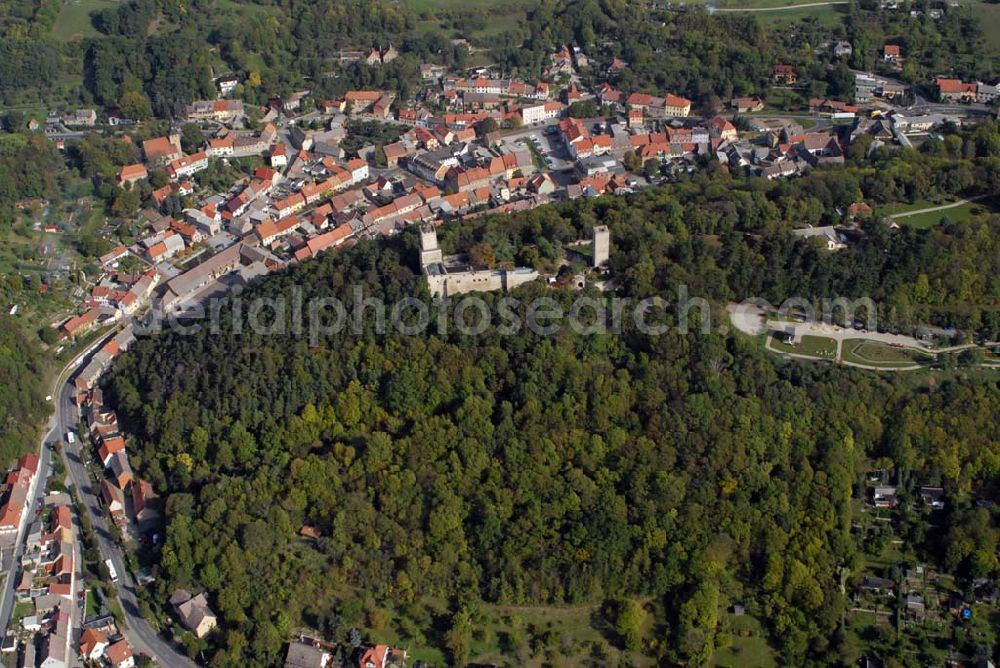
[936,77,1000,104]
[119,124,280,189]
[0,454,40,540]
[16,503,78,668]
[284,637,407,668]
[73,326,137,392]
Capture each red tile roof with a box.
[936,78,977,94]
[304,225,353,257]
[118,164,147,183]
[664,93,691,108]
[142,136,179,161]
[106,639,133,666]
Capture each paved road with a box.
[57,379,199,667]
[888,194,991,219]
[0,332,110,636]
[15,331,199,667]
[0,420,53,635]
[711,1,846,11]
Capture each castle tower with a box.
[419,225,443,269]
[592,225,610,268]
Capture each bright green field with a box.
[882,199,946,215]
[892,199,999,228]
[842,339,922,368]
[51,0,120,41]
[771,334,838,358]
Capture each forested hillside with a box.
[3,0,997,114]
[107,174,1000,665]
[0,315,49,462]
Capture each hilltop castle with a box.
[419,226,539,298]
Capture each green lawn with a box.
[753,3,847,26]
[12,600,33,624]
[712,635,776,668]
[84,587,102,618]
[467,601,655,667]
[712,614,776,667]
[841,339,925,368]
[762,89,810,112]
[688,0,843,6]
[52,0,121,41]
[892,199,999,229]
[881,199,944,215]
[963,0,1000,52]
[407,0,533,38]
[770,334,838,358]
[403,0,535,11]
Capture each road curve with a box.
[54,333,199,667]
[0,329,114,635]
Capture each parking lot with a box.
[500,125,575,172]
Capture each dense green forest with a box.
[107,162,1000,665]
[0,315,49,463]
[0,131,64,225]
[3,0,998,113]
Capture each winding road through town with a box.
[4,329,198,666]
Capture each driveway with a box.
[888,194,991,219]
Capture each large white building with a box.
[521,102,564,125]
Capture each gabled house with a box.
[131,479,160,525]
[97,435,125,467]
[117,164,148,187]
[883,44,903,64]
[936,77,977,102]
[78,628,109,662]
[358,645,388,668]
[100,479,127,527]
[105,640,135,668]
[167,151,209,181]
[731,96,764,113]
[142,135,183,165]
[663,93,691,117]
[170,590,218,639]
[871,485,898,508]
[774,64,797,85]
